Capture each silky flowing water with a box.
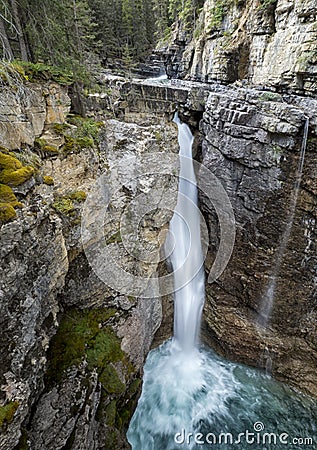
[127,115,317,450]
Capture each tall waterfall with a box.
[258,118,309,327]
[167,112,205,350]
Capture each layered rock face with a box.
[166,0,317,95]
[199,84,317,396]
[0,81,178,449]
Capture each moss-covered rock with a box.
[34,138,59,155]
[45,307,142,448]
[0,401,19,428]
[54,116,103,155]
[46,308,119,386]
[105,230,122,244]
[0,152,23,171]
[52,191,87,217]
[0,166,34,186]
[0,184,22,224]
[63,135,94,154]
[0,203,17,223]
[0,183,17,203]
[52,197,75,216]
[68,190,87,202]
[53,123,71,135]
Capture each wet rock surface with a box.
[165,0,317,96]
[199,84,317,396]
[0,83,178,449]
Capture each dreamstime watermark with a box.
[81,153,236,297]
[174,422,314,446]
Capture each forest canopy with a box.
[0,0,204,78]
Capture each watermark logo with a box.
[81,153,235,297]
[174,422,314,446]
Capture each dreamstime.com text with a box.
[174,422,314,446]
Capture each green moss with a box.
[154,131,163,142]
[0,184,22,224]
[63,135,94,154]
[11,61,73,85]
[12,150,42,170]
[52,191,87,215]
[53,123,71,135]
[0,401,19,428]
[52,197,75,216]
[117,405,133,429]
[259,92,281,102]
[104,429,119,449]
[0,166,34,186]
[34,138,59,155]
[68,190,87,202]
[70,217,82,226]
[52,191,86,218]
[46,308,118,386]
[128,378,141,397]
[14,429,29,450]
[61,116,103,155]
[0,184,17,203]
[0,203,17,223]
[104,400,117,426]
[43,176,54,186]
[0,152,23,171]
[99,365,125,395]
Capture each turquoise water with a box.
[127,340,317,450]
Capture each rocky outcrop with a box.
[0,82,70,150]
[199,83,317,396]
[0,80,178,449]
[165,0,317,95]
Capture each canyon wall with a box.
[0,80,178,449]
[166,0,317,96]
[198,84,317,396]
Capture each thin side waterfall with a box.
[168,112,205,351]
[127,116,317,450]
[258,118,309,328]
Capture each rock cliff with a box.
[166,0,317,95]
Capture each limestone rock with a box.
[0,82,70,150]
[165,0,317,95]
[200,83,317,396]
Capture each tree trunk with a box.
[10,0,28,61]
[0,15,14,60]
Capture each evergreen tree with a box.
[0,0,206,77]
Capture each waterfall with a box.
[258,118,309,328]
[127,116,316,450]
[167,112,205,350]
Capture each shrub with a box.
[0,152,22,171]
[0,401,19,428]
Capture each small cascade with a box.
[258,118,309,328]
